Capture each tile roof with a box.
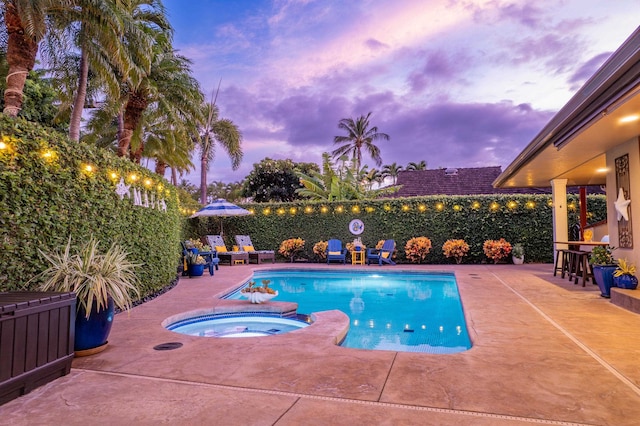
[391,166,604,197]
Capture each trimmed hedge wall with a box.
[185,194,606,264]
[0,117,182,296]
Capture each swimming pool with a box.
[225,269,472,354]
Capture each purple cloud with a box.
[568,52,612,90]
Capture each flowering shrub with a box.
[279,238,305,262]
[483,239,512,263]
[313,241,328,261]
[185,238,204,250]
[404,237,432,263]
[442,239,469,264]
[345,242,366,252]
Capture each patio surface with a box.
[2,263,640,425]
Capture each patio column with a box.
[551,179,569,260]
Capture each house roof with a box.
[392,166,604,197]
[494,26,640,188]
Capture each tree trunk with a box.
[69,45,89,141]
[3,3,38,117]
[200,135,209,204]
[171,168,177,186]
[118,91,147,157]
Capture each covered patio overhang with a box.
[494,26,640,262]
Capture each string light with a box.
[289,207,296,214]
[507,201,517,209]
[490,202,500,211]
[0,141,7,150]
[335,206,344,213]
[526,201,535,209]
[418,205,426,212]
[83,164,94,173]
[144,178,152,187]
[277,208,285,215]
[402,205,410,211]
[305,206,313,213]
[352,205,360,213]
[365,206,375,213]
[436,203,444,211]
[472,201,481,209]
[453,205,461,211]
[263,208,271,215]
[321,206,328,213]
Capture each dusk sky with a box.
[161,0,639,185]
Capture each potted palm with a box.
[35,237,140,355]
[613,258,638,290]
[589,246,616,298]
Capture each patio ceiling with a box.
[495,26,640,189]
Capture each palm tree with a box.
[296,153,398,201]
[52,0,159,141]
[382,162,403,185]
[2,0,70,116]
[197,98,242,204]
[364,168,382,190]
[332,112,389,172]
[406,160,427,171]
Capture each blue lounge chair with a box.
[367,240,396,266]
[326,239,347,264]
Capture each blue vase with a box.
[614,274,638,290]
[592,265,617,297]
[189,263,205,277]
[75,297,115,352]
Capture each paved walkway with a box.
[2,263,639,425]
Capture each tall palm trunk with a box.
[3,3,38,117]
[118,91,147,157]
[171,168,177,186]
[69,45,89,141]
[200,142,209,204]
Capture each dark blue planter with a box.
[75,297,114,352]
[189,263,205,277]
[614,274,638,290]
[592,265,617,298]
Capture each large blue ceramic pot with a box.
[189,263,205,277]
[614,274,639,290]
[75,297,115,352]
[592,265,617,298]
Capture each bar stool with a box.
[568,250,592,286]
[553,249,569,277]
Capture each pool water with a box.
[167,314,309,338]
[225,270,472,354]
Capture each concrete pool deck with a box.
[2,263,640,425]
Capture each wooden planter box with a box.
[0,292,76,405]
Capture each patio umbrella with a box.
[190,198,252,235]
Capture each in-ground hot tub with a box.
[165,312,311,338]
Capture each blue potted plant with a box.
[589,246,617,298]
[613,258,638,290]
[187,252,207,277]
[35,237,140,355]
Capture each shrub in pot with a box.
[35,237,140,355]
[589,246,617,298]
[511,243,525,265]
[613,258,638,290]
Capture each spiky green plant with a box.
[35,237,140,318]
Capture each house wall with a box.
[606,136,640,266]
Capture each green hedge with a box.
[0,117,182,296]
[185,194,606,264]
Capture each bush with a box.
[0,116,181,297]
[483,239,512,264]
[404,237,432,263]
[442,239,470,264]
[184,194,606,264]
